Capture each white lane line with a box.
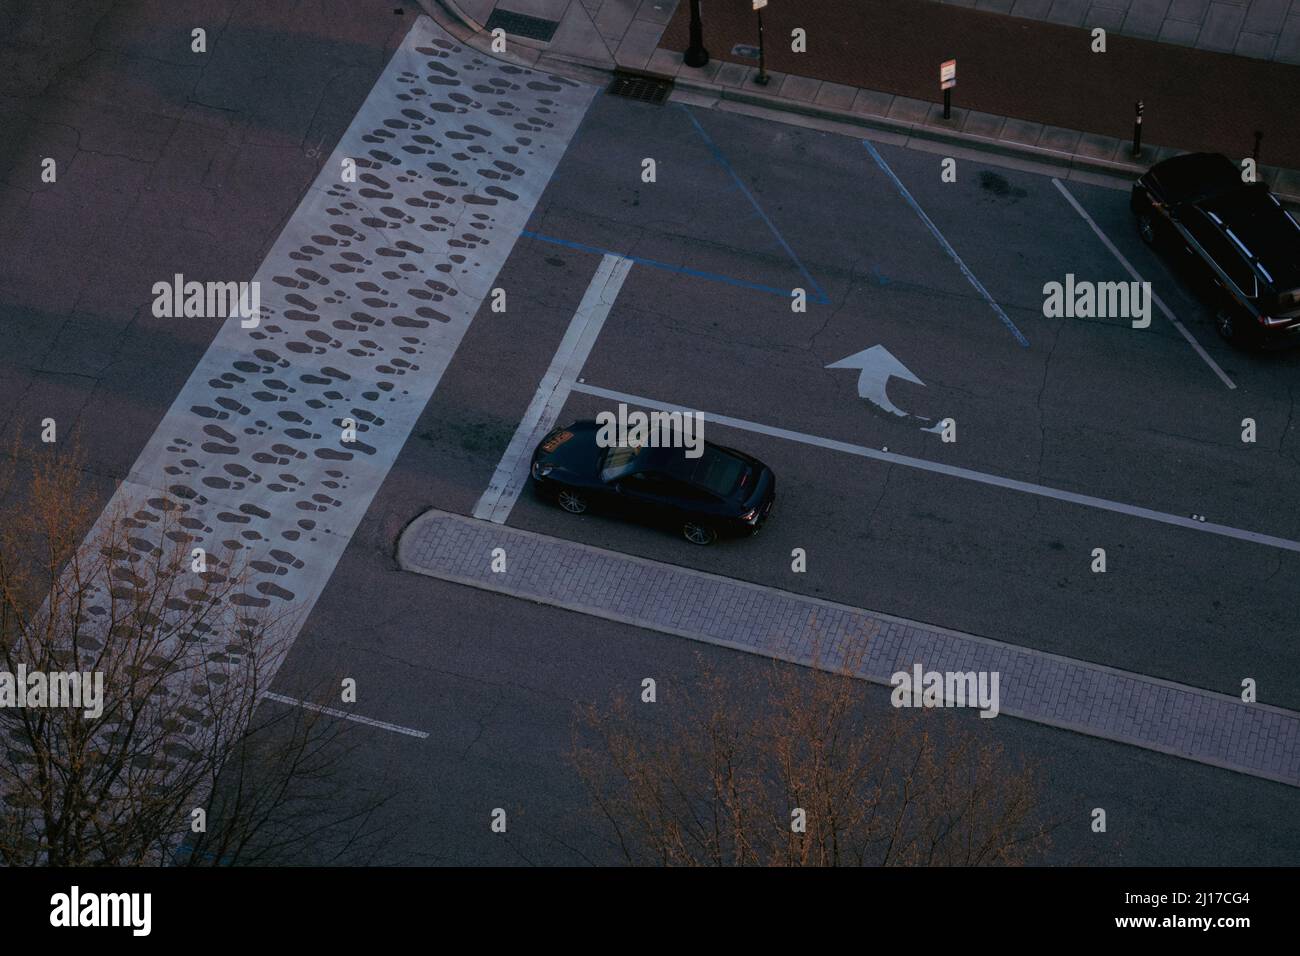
[862,138,1030,348]
[261,692,429,739]
[1052,177,1237,390]
[570,382,1300,555]
[474,254,633,523]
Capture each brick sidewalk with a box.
[658,0,1300,169]
[426,1,1300,199]
[400,509,1300,788]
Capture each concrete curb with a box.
[399,508,1300,789]
[671,72,1149,183]
[419,0,1300,206]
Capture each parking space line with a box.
[680,105,831,304]
[569,381,1300,555]
[1052,178,1237,390]
[474,254,634,524]
[262,692,430,739]
[862,139,1030,348]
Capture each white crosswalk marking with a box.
[77,17,594,678]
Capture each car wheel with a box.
[1215,306,1238,344]
[682,522,716,546]
[557,489,588,514]
[1136,212,1156,245]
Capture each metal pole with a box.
[684,0,709,68]
[943,88,951,120]
[755,9,769,85]
[1131,100,1144,158]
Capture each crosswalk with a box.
[80,16,594,675]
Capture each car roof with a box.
[1201,184,1300,290]
[1151,152,1241,204]
[637,444,748,496]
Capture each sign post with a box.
[754,0,769,86]
[940,58,956,119]
[684,0,709,68]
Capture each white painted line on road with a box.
[862,138,1030,347]
[1052,178,1237,390]
[570,381,1300,555]
[261,692,429,739]
[474,254,634,523]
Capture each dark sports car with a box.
[529,420,775,545]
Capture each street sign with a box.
[753,0,767,9]
[940,59,957,90]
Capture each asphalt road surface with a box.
[289,89,1300,863]
[2,2,1297,865]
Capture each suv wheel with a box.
[1215,306,1238,344]
[1137,212,1156,245]
[682,522,716,546]
[557,489,588,514]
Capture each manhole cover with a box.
[607,73,673,105]
[485,9,560,42]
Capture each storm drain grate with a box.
[606,72,673,105]
[484,9,560,42]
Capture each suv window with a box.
[1184,209,1257,295]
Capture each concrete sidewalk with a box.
[399,509,1300,788]
[420,0,1300,202]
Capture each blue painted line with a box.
[521,230,803,300]
[678,105,831,305]
[861,139,1030,348]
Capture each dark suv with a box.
[1131,152,1300,348]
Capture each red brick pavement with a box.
[661,0,1300,169]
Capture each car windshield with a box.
[599,444,646,483]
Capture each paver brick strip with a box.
[400,509,1300,788]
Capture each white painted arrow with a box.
[826,345,925,419]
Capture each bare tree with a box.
[0,441,390,865]
[572,642,1053,866]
